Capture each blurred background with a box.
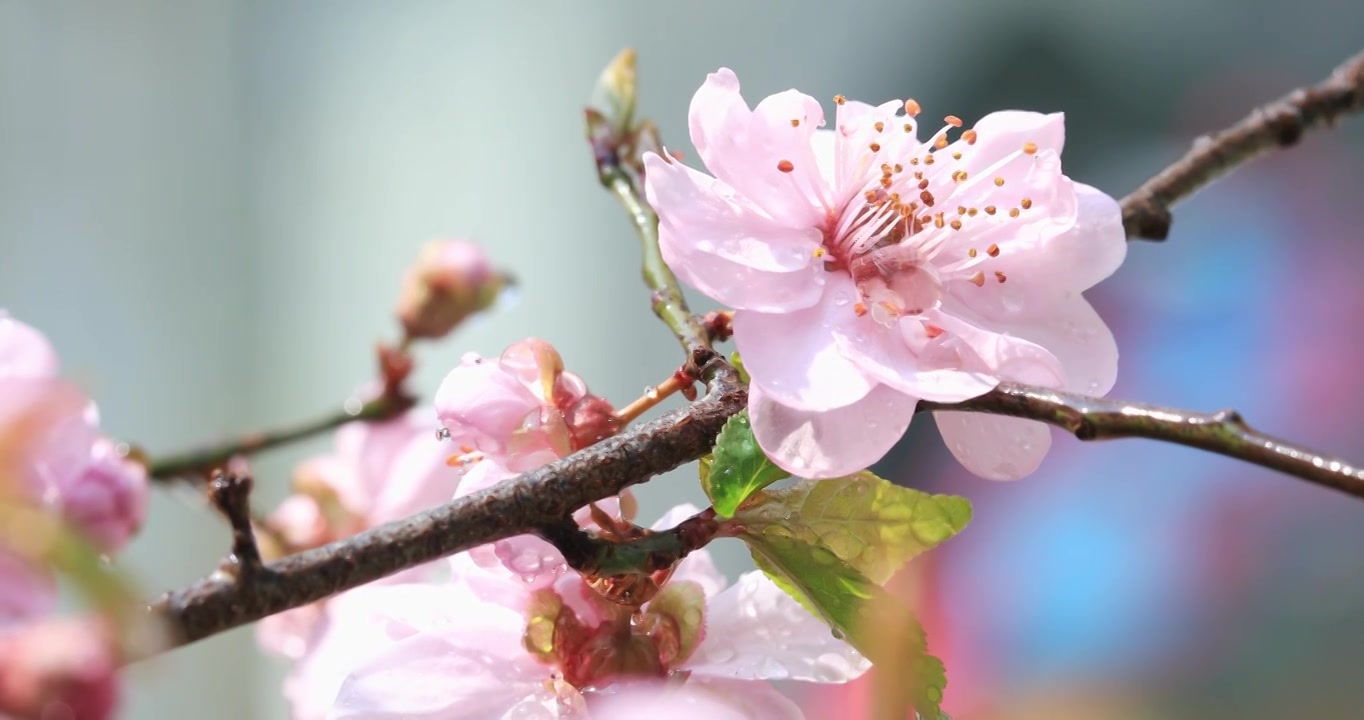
[2,1,1363,718]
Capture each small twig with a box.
[613,369,697,425]
[147,394,412,481]
[920,383,1364,501]
[536,507,720,578]
[145,359,744,651]
[207,471,263,577]
[1121,49,1364,240]
[589,115,713,367]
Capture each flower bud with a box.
[58,439,148,555]
[395,240,506,341]
[587,48,638,141]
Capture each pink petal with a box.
[933,412,1053,481]
[962,111,1065,169]
[924,309,1066,389]
[687,68,829,228]
[367,433,461,526]
[749,382,916,479]
[591,678,803,720]
[434,354,542,453]
[830,316,998,404]
[686,571,870,682]
[732,274,875,411]
[0,313,59,379]
[331,628,551,719]
[943,295,1118,396]
[1043,181,1127,292]
[57,438,149,554]
[645,153,823,312]
[0,550,56,629]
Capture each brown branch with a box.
[1121,49,1364,240]
[920,383,1364,501]
[207,471,264,577]
[147,393,412,481]
[146,360,744,650]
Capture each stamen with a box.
[995,271,1008,283]
[834,94,846,105]
[949,219,962,230]
[987,243,1000,257]
[985,206,997,215]
[925,324,945,338]
[1009,208,1020,218]
[968,248,978,258]
[813,246,827,259]
[969,272,985,287]
[869,142,882,152]
[934,135,949,149]
[777,159,795,173]
[923,154,935,165]
[874,121,885,132]
[1022,141,1038,155]
[1020,197,1033,209]
[919,190,935,207]
[993,177,1006,187]
[854,302,868,317]
[903,123,913,133]
[904,99,921,116]
[944,115,963,127]
[791,118,801,127]
[933,213,945,229]
[952,152,962,160]
[957,205,967,215]
[962,129,978,145]
[968,207,978,216]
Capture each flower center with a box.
[780,97,1048,323]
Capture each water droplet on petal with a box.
[833,291,851,307]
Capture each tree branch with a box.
[920,383,1364,500]
[536,507,720,578]
[146,360,744,650]
[1121,49,1364,240]
[147,394,412,481]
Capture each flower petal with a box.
[0,312,59,379]
[434,354,541,453]
[933,411,1053,481]
[687,68,829,227]
[924,309,1066,389]
[368,433,461,526]
[831,316,998,404]
[686,571,870,682]
[0,549,56,628]
[590,678,803,720]
[732,274,875,411]
[330,629,551,719]
[646,153,823,312]
[748,381,916,480]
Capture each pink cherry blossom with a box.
[258,407,462,658]
[644,69,1126,480]
[0,616,119,720]
[292,504,866,719]
[435,338,619,472]
[395,239,506,340]
[0,313,148,554]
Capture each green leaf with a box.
[701,411,789,517]
[732,471,970,584]
[743,527,947,718]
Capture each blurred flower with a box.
[291,505,865,719]
[0,312,147,555]
[0,616,119,720]
[259,407,460,659]
[396,239,507,341]
[644,69,1124,480]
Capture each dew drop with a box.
[832,291,851,307]
[342,397,363,416]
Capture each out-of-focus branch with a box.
[1121,49,1364,240]
[145,360,745,650]
[206,471,263,578]
[146,393,412,481]
[920,383,1364,501]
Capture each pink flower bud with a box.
[58,439,148,555]
[0,617,119,720]
[395,240,505,341]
